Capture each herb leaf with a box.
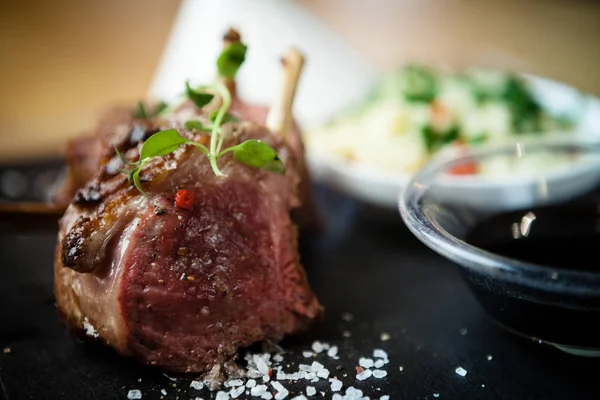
[186,82,214,109]
[209,111,238,124]
[231,140,285,173]
[154,101,168,115]
[217,42,247,78]
[140,129,189,161]
[185,120,211,131]
[134,101,148,119]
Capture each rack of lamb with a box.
[53,29,323,378]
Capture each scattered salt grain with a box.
[216,391,230,400]
[310,361,324,372]
[433,393,440,398]
[246,379,257,388]
[380,332,391,341]
[345,387,364,400]
[327,346,338,358]
[262,393,273,400]
[272,381,289,399]
[482,384,486,388]
[251,385,268,396]
[262,375,270,383]
[374,359,385,368]
[373,370,387,379]
[332,395,343,400]
[2,347,11,355]
[230,386,245,398]
[225,379,244,388]
[302,351,314,358]
[311,341,325,353]
[291,396,308,400]
[316,368,330,379]
[359,358,374,369]
[373,349,388,360]
[487,355,493,361]
[83,317,99,338]
[160,389,167,396]
[455,367,468,377]
[380,396,390,400]
[127,389,142,399]
[190,381,204,390]
[330,378,343,392]
[306,386,316,396]
[459,328,468,336]
[342,331,352,338]
[273,354,284,363]
[254,355,271,376]
[399,366,404,372]
[356,369,372,381]
[342,313,354,321]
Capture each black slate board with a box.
[0,161,599,400]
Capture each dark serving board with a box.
[0,161,599,400]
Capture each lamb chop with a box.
[54,30,323,378]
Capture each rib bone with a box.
[266,48,305,139]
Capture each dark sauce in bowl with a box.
[462,200,600,351]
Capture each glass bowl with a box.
[399,136,600,356]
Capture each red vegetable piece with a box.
[175,189,194,210]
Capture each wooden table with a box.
[1,0,599,163]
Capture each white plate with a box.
[306,74,600,209]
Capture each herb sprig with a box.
[117,40,284,196]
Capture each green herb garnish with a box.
[117,39,284,196]
[217,42,247,78]
[134,100,169,119]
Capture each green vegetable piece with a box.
[153,101,168,115]
[422,125,459,153]
[232,140,285,173]
[217,42,247,79]
[400,64,438,103]
[139,129,189,161]
[186,82,214,109]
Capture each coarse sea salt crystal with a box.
[330,378,343,392]
[359,358,374,369]
[327,346,338,358]
[311,341,324,353]
[255,355,271,375]
[273,354,284,362]
[230,386,245,398]
[374,359,385,368]
[373,370,387,379]
[246,379,257,388]
[332,395,343,400]
[356,369,372,381]
[303,351,314,358]
[306,386,317,396]
[316,369,330,379]
[433,393,440,398]
[455,367,468,377]
[83,318,99,338]
[216,391,229,400]
[225,379,244,387]
[127,389,142,399]
[262,375,270,382]
[251,385,268,396]
[160,389,167,395]
[380,396,390,400]
[190,380,204,390]
[304,372,316,380]
[345,387,363,400]
[262,393,273,400]
[310,361,324,372]
[373,349,388,360]
[291,396,308,400]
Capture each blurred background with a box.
[1,0,599,165]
